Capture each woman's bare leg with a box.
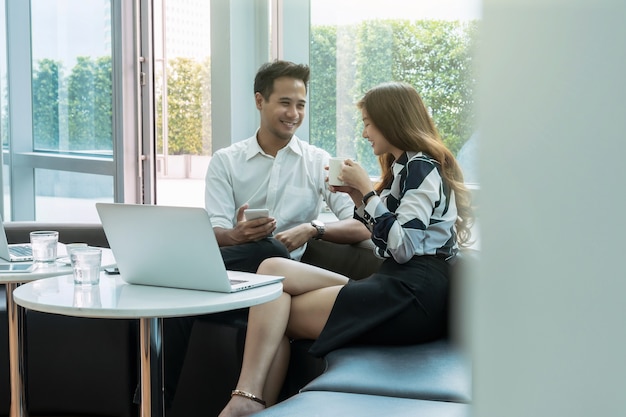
[287,285,343,340]
[262,335,290,405]
[218,293,291,417]
[218,258,346,417]
[260,283,346,404]
[258,257,349,295]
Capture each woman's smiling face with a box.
[361,109,402,159]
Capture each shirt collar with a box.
[285,135,303,156]
[245,133,264,160]
[392,151,413,175]
[245,130,303,160]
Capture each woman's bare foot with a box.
[217,395,265,417]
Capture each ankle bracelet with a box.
[231,389,267,407]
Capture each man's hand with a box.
[274,223,316,252]
[222,205,276,245]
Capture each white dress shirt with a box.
[205,133,355,260]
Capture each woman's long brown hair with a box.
[357,82,473,246]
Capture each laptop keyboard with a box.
[10,245,32,256]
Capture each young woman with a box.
[218,81,473,417]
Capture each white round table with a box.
[0,248,116,417]
[12,273,283,417]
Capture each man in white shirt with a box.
[205,60,370,267]
[160,61,370,409]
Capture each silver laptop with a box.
[95,203,284,292]
[0,214,33,262]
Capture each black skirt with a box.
[308,255,451,357]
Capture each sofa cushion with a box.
[301,339,471,403]
[252,391,471,417]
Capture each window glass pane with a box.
[0,0,7,216]
[30,0,113,156]
[310,0,481,183]
[154,0,211,208]
[2,165,8,218]
[0,0,6,149]
[35,169,113,222]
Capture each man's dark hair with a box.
[254,60,310,101]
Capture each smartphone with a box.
[244,208,270,220]
[0,263,36,273]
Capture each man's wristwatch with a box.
[311,220,325,240]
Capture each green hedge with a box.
[311,19,479,175]
[20,19,477,170]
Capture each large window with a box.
[2,0,116,221]
[1,0,479,222]
[154,0,212,208]
[308,0,480,181]
[29,0,115,220]
[31,1,113,155]
[0,0,8,215]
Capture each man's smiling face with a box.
[257,76,306,142]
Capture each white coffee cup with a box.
[328,157,345,186]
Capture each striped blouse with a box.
[354,151,458,263]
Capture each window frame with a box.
[2,0,141,221]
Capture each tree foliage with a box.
[32,59,63,149]
[309,26,338,155]
[32,56,112,152]
[310,19,479,176]
[25,18,477,168]
[156,57,212,155]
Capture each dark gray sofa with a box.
[0,222,473,417]
[254,340,471,417]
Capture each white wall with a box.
[470,0,626,416]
